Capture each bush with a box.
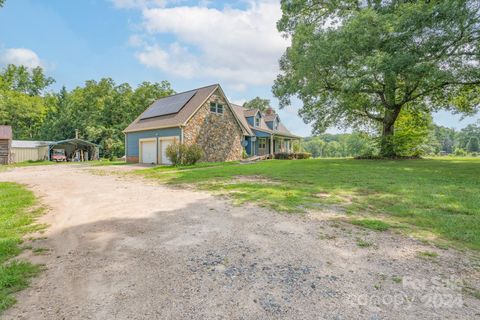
[274,152,311,160]
[454,148,467,157]
[166,142,203,166]
[274,152,295,160]
[184,144,203,165]
[295,152,312,159]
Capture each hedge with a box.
[274,152,312,160]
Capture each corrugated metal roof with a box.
[0,125,12,139]
[12,140,52,148]
[51,138,99,147]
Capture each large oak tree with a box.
[273,0,480,156]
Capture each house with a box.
[0,125,12,164]
[124,84,300,164]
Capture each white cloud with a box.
[128,34,146,47]
[0,48,44,69]
[120,0,288,90]
[136,43,198,78]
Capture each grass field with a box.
[137,157,480,251]
[0,183,45,313]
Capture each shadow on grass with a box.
[135,158,480,251]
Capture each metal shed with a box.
[48,139,100,161]
[11,140,52,163]
[0,125,13,164]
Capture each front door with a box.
[258,138,267,156]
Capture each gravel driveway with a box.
[0,165,479,319]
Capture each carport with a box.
[48,138,100,161]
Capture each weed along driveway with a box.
[0,165,479,319]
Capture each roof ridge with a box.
[160,83,218,100]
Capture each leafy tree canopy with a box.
[243,97,271,112]
[467,136,479,152]
[0,63,174,157]
[0,65,54,96]
[0,65,54,139]
[273,0,480,156]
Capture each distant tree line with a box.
[0,65,174,158]
[301,120,480,158]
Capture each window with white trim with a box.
[210,102,224,114]
[255,115,260,127]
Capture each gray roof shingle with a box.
[124,84,219,133]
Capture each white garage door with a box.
[161,139,173,165]
[141,140,157,164]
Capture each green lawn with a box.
[137,157,480,250]
[0,182,45,313]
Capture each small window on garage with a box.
[210,102,224,114]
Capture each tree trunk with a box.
[379,108,401,157]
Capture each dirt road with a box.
[1,165,479,319]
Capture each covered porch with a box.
[246,134,297,157]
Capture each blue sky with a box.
[0,0,478,136]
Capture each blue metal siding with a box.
[245,136,253,155]
[246,116,254,126]
[126,127,181,157]
[265,121,274,130]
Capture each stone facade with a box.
[183,90,244,162]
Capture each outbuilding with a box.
[11,140,51,163]
[0,125,12,164]
[47,139,100,161]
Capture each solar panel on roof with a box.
[140,90,197,120]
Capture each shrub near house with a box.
[166,143,203,166]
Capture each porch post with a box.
[270,135,274,155]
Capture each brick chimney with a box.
[265,107,274,115]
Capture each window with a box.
[255,116,260,127]
[210,102,224,114]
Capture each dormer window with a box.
[210,102,224,114]
[255,114,260,127]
